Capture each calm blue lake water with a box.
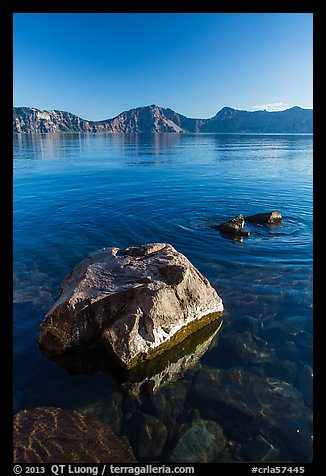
[13,133,313,463]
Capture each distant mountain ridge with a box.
[13,104,313,134]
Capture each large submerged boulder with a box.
[13,407,136,463]
[193,367,312,461]
[39,243,223,369]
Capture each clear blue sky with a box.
[13,13,313,121]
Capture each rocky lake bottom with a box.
[13,132,313,463]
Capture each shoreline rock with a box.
[39,243,223,369]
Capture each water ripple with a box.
[13,133,313,463]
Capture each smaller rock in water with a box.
[77,394,122,435]
[245,211,282,225]
[223,331,276,365]
[212,214,250,238]
[127,412,168,460]
[151,381,188,440]
[167,418,228,463]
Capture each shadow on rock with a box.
[41,317,223,397]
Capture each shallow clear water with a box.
[14,132,313,463]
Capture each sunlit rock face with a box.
[13,106,313,134]
[13,407,136,463]
[13,108,97,133]
[245,211,282,225]
[39,243,223,369]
